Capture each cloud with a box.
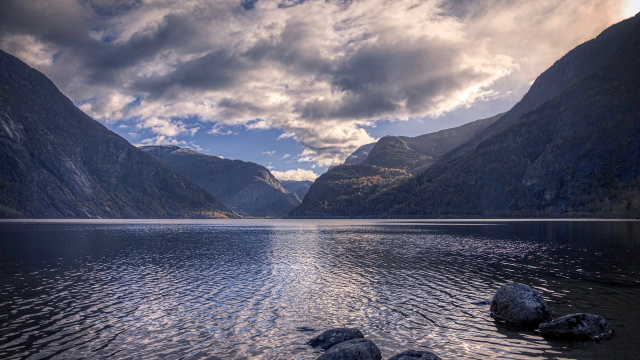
[0,0,631,165]
[136,116,198,137]
[271,168,319,181]
[262,150,276,155]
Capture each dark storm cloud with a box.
[0,0,627,165]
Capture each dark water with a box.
[1,220,639,359]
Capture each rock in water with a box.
[539,313,614,341]
[308,328,364,350]
[388,349,442,360]
[316,338,382,360]
[490,283,552,328]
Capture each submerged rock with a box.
[308,328,364,350]
[539,313,614,341]
[490,283,552,328]
[388,349,442,360]
[316,338,382,360]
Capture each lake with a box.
[1,219,639,359]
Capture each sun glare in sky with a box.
[624,0,640,18]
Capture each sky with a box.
[1,0,639,181]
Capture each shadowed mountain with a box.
[140,146,300,217]
[0,50,233,219]
[280,180,314,202]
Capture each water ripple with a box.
[1,220,639,359]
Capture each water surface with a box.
[1,219,639,359]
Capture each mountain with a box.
[0,50,233,219]
[140,146,300,217]
[288,165,409,217]
[289,115,501,216]
[280,180,314,201]
[399,113,502,157]
[362,136,433,174]
[375,14,640,218]
[344,143,375,165]
[438,15,640,163]
[291,14,640,218]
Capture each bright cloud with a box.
[271,168,319,182]
[0,0,632,165]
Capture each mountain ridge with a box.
[140,145,300,217]
[0,49,234,219]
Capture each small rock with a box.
[316,338,382,360]
[490,282,552,328]
[388,349,442,360]
[539,313,614,341]
[308,328,364,350]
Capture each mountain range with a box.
[140,145,300,217]
[291,14,640,218]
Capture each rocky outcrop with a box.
[539,313,614,341]
[388,349,442,360]
[316,338,381,360]
[308,328,364,350]
[490,283,552,328]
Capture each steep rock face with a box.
[280,180,313,201]
[344,143,375,165]
[140,146,300,217]
[0,50,232,219]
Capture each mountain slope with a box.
[399,113,502,157]
[370,14,640,217]
[344,143,375,165]
[140,146,300,217]
[363,136,434,173]
[288,165,409,217]
[439,15,640,162]
[290,114,502,216]
[281,180,313,201]
[0,50,233,219]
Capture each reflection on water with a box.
[0,219,639,359]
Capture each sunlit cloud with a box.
[0,0,632,165]
[271,168,319,181]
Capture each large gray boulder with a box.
[490,283,552,328]
[539,313,614,341]
[316,338,382,360]
[388,349,442,360]
[308,328,365,350]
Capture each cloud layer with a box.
[0,0,631,165]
